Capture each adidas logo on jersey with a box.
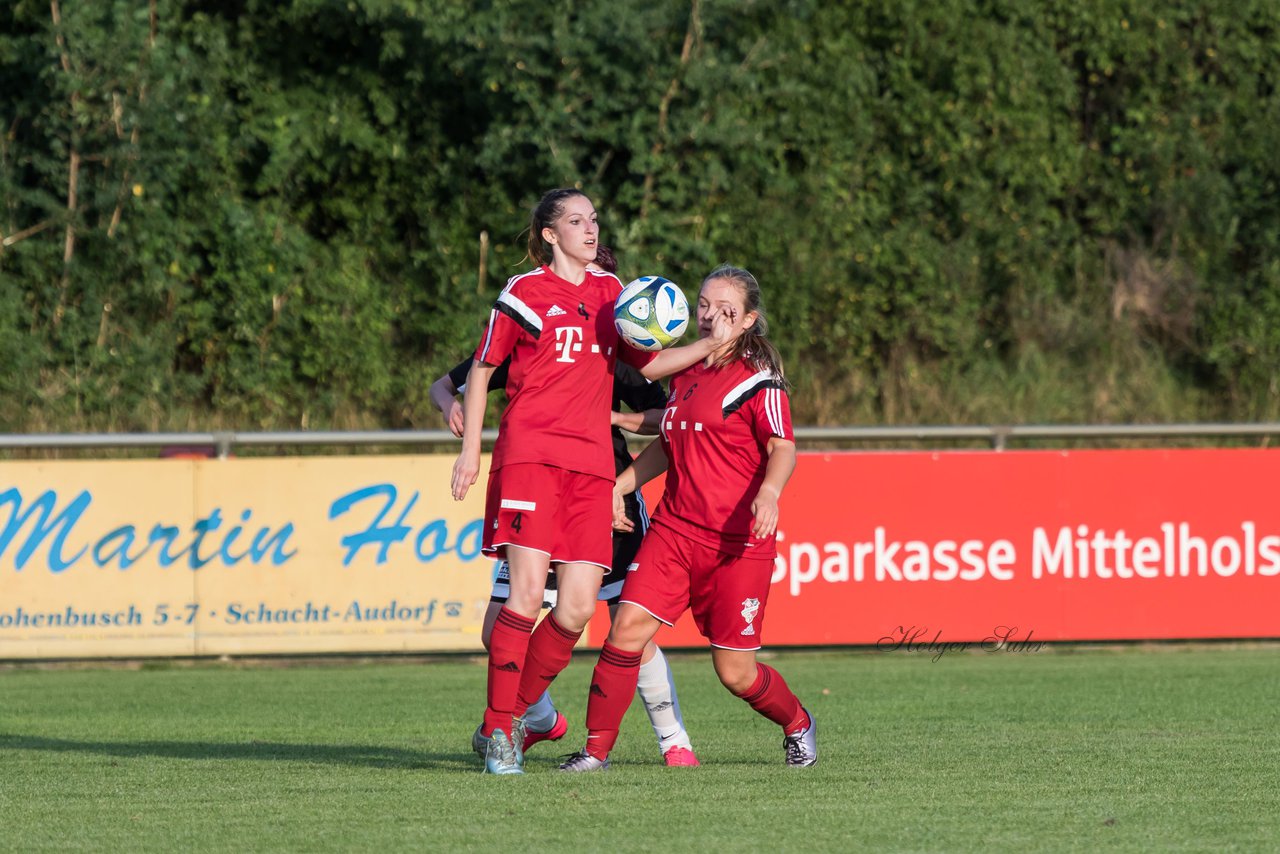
[546,305,567,317]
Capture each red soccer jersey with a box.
[474,265,654,479]
[653,356,794,558]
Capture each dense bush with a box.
[2,0,1278,430]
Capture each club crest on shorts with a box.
[740,598,760,636]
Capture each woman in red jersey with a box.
[559,264,817,771]
[431,247,699,767]
[450,189,728,774]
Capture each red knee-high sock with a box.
[513,611,582,719]
[734,663,808,734]
[483,607,536,737]
[584,642,643,760]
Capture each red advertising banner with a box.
[588,448,1280,647]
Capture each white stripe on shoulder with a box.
[480,269,546,361]
[721,369,778,412]
[496,289,543,333]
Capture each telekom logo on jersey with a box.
[554,326,583,363]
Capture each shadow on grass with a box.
[0,733,472,770]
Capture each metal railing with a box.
[3,422,1280,457]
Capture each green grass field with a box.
[2,645,1279,852]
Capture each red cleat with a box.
[521,711,568,751]
[662,745,700,767]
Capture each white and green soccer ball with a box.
[614,275,690,351]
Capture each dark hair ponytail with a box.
[704,264,788,385]
[526,188,588,266]
[593,244,618,274]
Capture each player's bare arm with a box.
[450,360,498,500]
[611,410,644,433]
[751,437,797,539]
[611,407,664,436]
[639,336,715,381]
[639,305,734,380]
[628,435,670,491]
[612,439,669,532]
[429,374,465,437]
[634,406,664,435]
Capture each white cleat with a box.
[783,707,818,767]
[557,750,610,772]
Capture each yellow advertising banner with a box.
[0,455,495,658]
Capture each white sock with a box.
[523,690,558,732]
[636,645,691,753]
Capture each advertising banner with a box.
[7,448,1280,658]
[0,456,493,658]
[592,448,1280,649]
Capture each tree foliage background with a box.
[2,0,1278,431]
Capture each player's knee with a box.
[552,599,594,632]
[503,589,544,619]
[606,607,657,651]
[713,658,757,694]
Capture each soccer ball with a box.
[614,276,690,351]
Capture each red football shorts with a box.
[619,520,775,650]
[482,463,613,569]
